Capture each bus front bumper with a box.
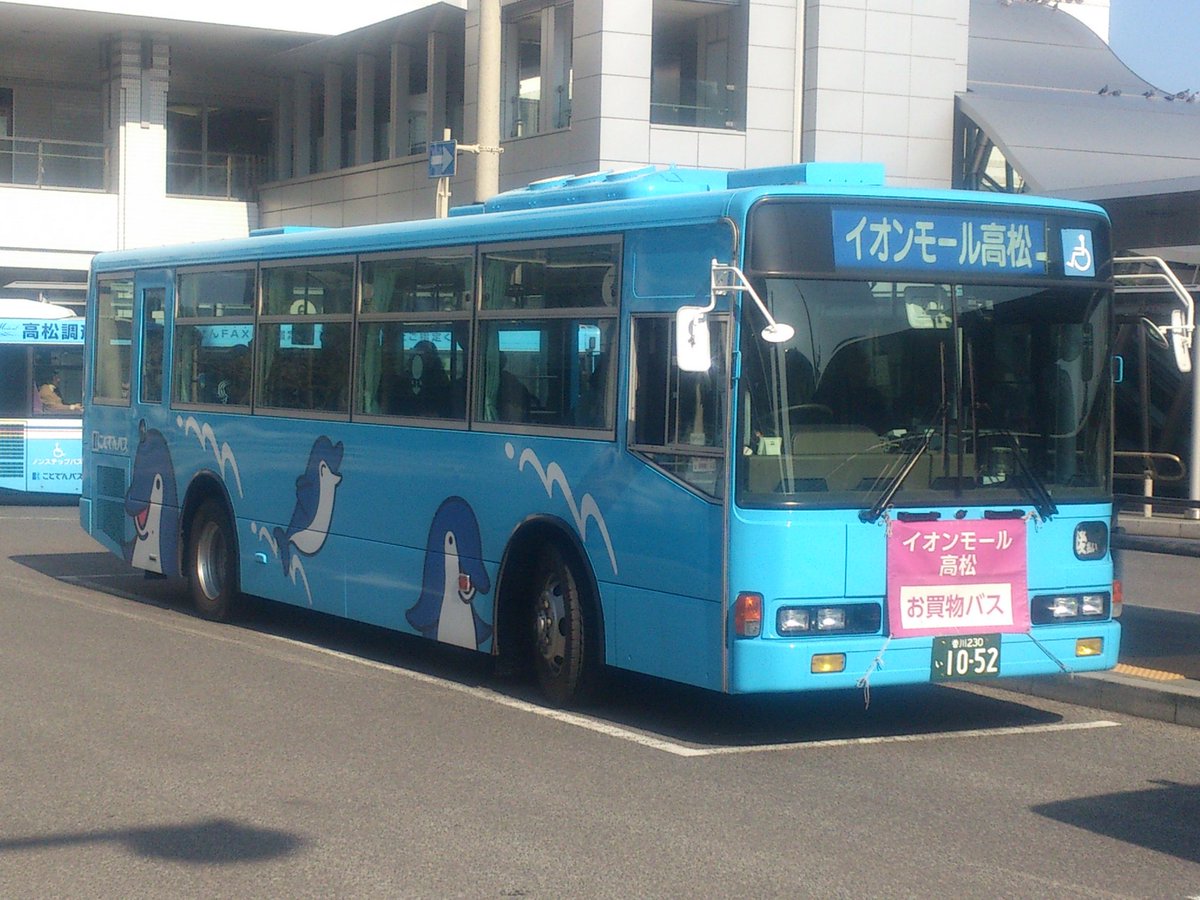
[727,621,1121,694]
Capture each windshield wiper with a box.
[996,430,1058,520]
[859,404,946,524]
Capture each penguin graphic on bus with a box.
[125,420,180,576]
[406,496,492,650]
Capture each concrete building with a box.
[1,0,1196,309]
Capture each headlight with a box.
[777,607,810,634]
[815,607,846,631]
[1050,596,1079,618]
[777,603,881,636]
[1079,594,1106,616]
[1031,592,1109,624]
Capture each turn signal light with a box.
[1075,638,1103,657]
[735,593,763,638]
[811,653,846,674]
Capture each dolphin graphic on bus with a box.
[274,436,344,577]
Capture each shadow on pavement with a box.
[1032,781,1200,864]
[15,550,1071,749]
[0,817,304,864]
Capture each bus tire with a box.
[188,497,240,622]
[531,543,595,706]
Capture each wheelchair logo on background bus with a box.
[1061,229,1095,277]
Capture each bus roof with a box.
[88,162,1111,273]
[0,298,78,319]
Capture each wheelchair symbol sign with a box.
[1062,229,1095,277]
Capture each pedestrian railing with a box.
[0,136,107,190]
[1113,450,1190,518]
[166,150,268,200]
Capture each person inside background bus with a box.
[215,344,251,406]
[408,339,451,417]
[497,351,534,422]
[37,368,80,412]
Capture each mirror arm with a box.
[1115,255,1194,348]
[711,259,795,343]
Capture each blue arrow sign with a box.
[428,140,457,179]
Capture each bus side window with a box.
[477,241,619,433]
[630,315,727,497]
[140,287,165,404]
[0,347,26,415]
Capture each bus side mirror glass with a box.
[676,307,712,373]
[1170,309,1192,373]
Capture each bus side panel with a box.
[25,420,83,494]
[602,581,724,691]
[113,409,728,687]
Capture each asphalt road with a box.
[1,505,1197,898]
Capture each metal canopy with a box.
[962,0,1200,202]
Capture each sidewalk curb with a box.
[1113,534,1200,558]
[994,671,1200,728]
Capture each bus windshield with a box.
[736,278,1112,510]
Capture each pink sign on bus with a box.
[886,519,1029,638]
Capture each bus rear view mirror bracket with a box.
[709,259,795,347]
[1136,313,1192,374]
[1116,255,1193,373]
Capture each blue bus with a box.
[0,299,85,497]
[79,163,1119,703]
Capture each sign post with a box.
[427,128,503,218]
[428,136,457,219]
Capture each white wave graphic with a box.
[177,415,244,497]
[507,443,618,575]
[251,521,312,606]
[288,556,313,607]
[251,521,279,557]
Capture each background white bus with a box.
[0,298,84,497]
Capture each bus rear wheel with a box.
[531,544,594,706]
[188,498,240,622]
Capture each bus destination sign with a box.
[832,209,1049,276]
[0,318,85,345]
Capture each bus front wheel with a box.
[188,498,240,622]
[531,544,593,706]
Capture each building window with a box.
[651,0,745,130]
[166,101,271,199]
[502,2,573,138]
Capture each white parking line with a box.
[22,572,1125,757]
[256,629,1121,757]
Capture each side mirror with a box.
[676,307,712,373]
[1170,309,1192,373]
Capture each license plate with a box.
[931,634,1001,680]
